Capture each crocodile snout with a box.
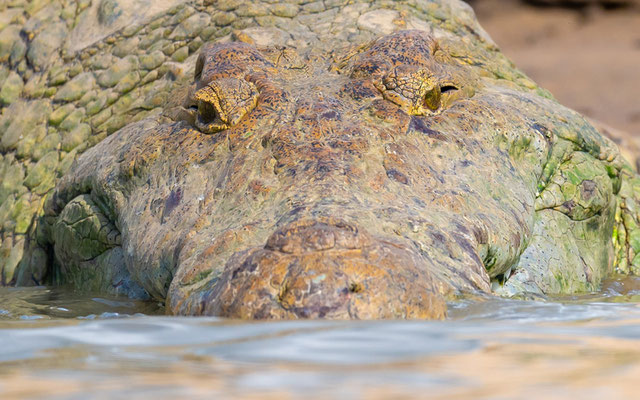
[194,219,447,319]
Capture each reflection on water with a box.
[0,287,163,321]
[1,279,640,399]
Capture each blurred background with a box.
[465,0,640,141]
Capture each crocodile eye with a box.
[440,85,458,94]
[438,84,463,109]
[190,78,259,134]
[192,86,227,134]
[197,100,218,125]
[423,87,441,111]
[422,85,458,112]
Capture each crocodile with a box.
[2,0,640,319]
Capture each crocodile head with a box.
[24,29,638,319]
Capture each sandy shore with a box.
[470,0,640,137]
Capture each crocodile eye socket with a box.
[377,66,465,116]
[188,78,259,134]
[423,87,441,111]
[440,85,458,94]
[197,100,218,125]
[425,84,460,111]
[421,84,460,112]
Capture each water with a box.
[2,280,640,400]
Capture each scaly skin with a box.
[2,0,640,319]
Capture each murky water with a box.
[2,280,640,400]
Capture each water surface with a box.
[1,280,640,399]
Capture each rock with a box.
[149,16,167,30]
[0,71,24,105]
[54,72,96,102]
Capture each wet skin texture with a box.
[15,24,640,319]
